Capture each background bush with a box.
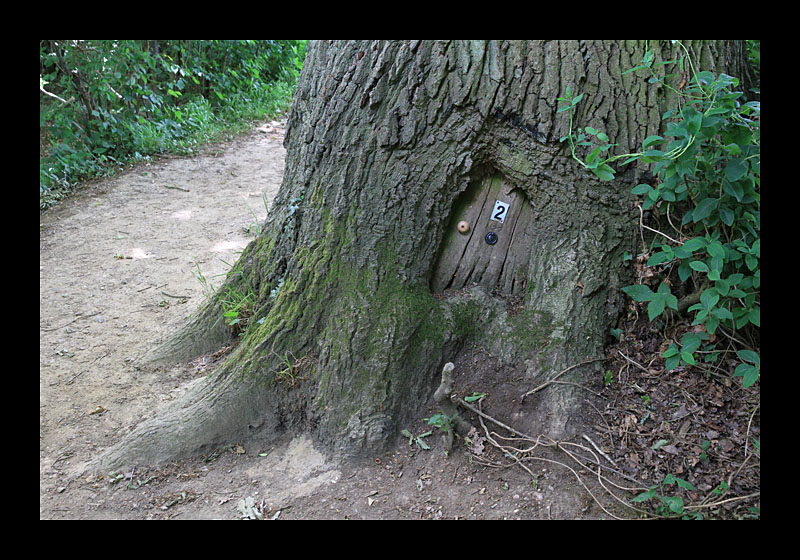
[40,40,307,208]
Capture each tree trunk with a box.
[93,40,749,470]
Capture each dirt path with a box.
[40,121,607,520]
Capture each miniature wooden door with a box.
[431,173,535,297]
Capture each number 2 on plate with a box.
[491,200,510,224]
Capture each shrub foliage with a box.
[40,40,307,208]
[558,40,760,388]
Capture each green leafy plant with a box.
[700,440,711,462]
[661,331,709,370]
[271,351,299,386]
[193,262,216,297]
[734,349,760,388]
[195,259,258,335]
[401,428,432,450]
[424,412,454,433]
[621,282,678,322]
[217,283,257,334]
[632,473,695,517]
[560,40,760,388]
[557,88,620,181]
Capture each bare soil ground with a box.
[40,120,759,520]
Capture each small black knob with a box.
[485,231,498,245]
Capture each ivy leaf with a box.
[700,288,720,309]
[737,349,760,366]
[647,247,674,266]
[673,477,695,491]
[683,106,703,136]
[647,282,678,321]
[647,298,666,321]
[642,135,665,148]
[693,197,718,223]
[724,179,744,202]
[689,260,709,272]
[591,163,615,181]
[734,363,759,387]
[725,158,748,181]
[665,355,681,371]
[632,488,657,502]
[681,237,707,253]
[621,284,655,302]
[681,331,707,354]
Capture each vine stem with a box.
[637,204,682,245]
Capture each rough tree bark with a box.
[94,40,749,470]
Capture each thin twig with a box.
[547,380,603,396]
[521,357,605,402]
[161,291,191,299]
[582,434,617,467]
[745,403,760,458]
[688,492,761,511]
[40,83,73,104]
[586,399,615,449]
[464,400,637,518]
[457,398,533,440]
[450,360,756,520]
[617,350,652,375]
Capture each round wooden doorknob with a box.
[457,220,470,233]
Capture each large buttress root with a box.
[141,298,234,366]
[89,356,279,471]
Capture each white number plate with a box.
[491,200,510,223]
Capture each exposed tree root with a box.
[436,361,759,520]
[87,350,281,473]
